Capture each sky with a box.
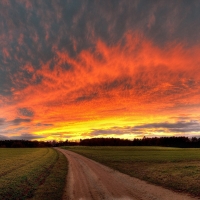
[1,0,200,141]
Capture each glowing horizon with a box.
[1,1,200,141]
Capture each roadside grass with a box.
[0,148,68,200]
[62,146,200,197]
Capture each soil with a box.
[56,148,198,200]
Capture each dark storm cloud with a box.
[1,0,200,96]
[18,107,34,117]
[11,118,31,125]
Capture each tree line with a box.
[0,140,53,148]
[1,136,200,148]
[79,137,200,148]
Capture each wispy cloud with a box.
[0,118,5,126]
[133,120,200,133]
[0,134,8,140]
[11,118,31,125]
[9,133,44,140]
[18,107,34,117]
[0,1,200,140]
[85,119,200,138]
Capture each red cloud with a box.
[2,31,200,140]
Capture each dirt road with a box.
[56,148,198,200]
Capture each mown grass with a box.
[0,148,68,200]
[62,146,200,197]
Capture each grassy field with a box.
[0,148,68,200]
[62,146,200,197]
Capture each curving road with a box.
[56,148,198,200]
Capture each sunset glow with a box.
[1,1,200,141]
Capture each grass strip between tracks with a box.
[30,148,68,200]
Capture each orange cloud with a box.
[1,31,200,140]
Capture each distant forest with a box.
[1,136,200,148]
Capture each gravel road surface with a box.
[56,148,198,200]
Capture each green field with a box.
[0,148,68,200]
[62,146,200,197]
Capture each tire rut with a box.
[56,148,198,200]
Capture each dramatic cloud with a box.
[0,134,8,140]
[18,108,34,117]
[36,123,53,127]
[0,1,200,140]
[9,133,44,140]
[0,118,5,126]
[133,120,200,133]
[86,120,200,138]
[11,118,31,125]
